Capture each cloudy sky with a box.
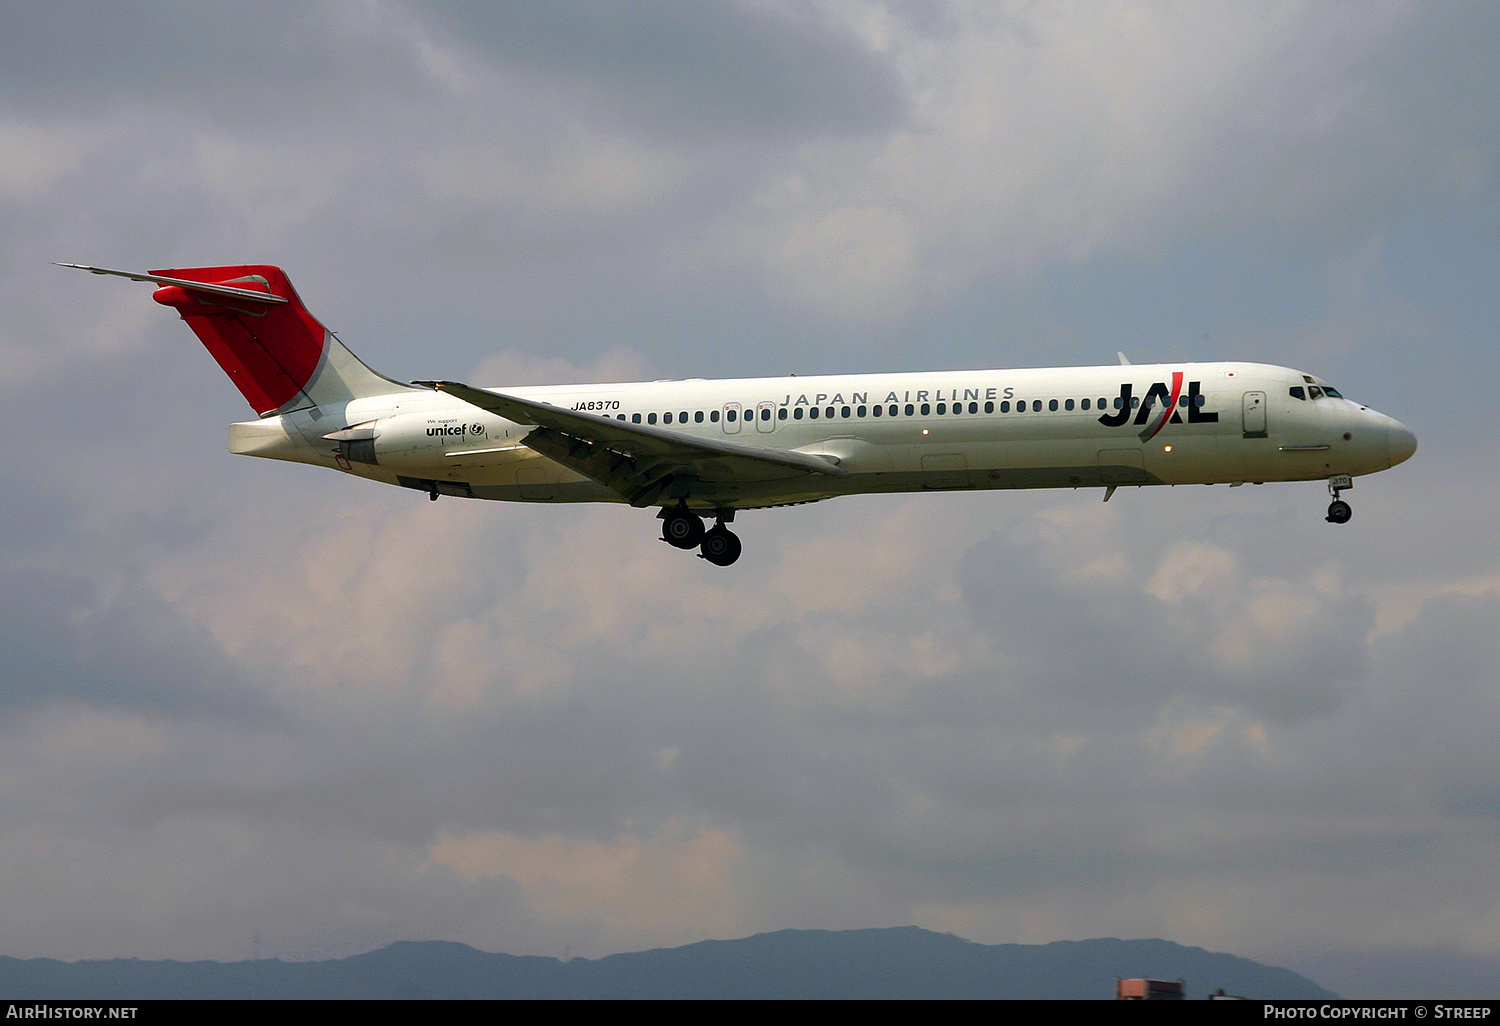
[2,0,1497,1000]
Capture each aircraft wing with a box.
[416,380,847,507]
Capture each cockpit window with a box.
[1289,386,1306,400]
[1322,386,1343,398]
[1308,386,1325,399]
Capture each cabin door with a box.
[1242,391,1267,438]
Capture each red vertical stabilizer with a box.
[150,264,328,416]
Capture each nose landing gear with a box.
[1326,474,1353,524]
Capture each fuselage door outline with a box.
[1242,391,1267,438]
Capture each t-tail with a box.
[57,263,417,415]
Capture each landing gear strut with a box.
[1326,474,1353,525]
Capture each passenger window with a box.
[648,413,657,424]
[778,408,787,420]
[1001,401,1010,412]
[889,405,898,417]
[726,409,736,422]
[905,404,914,416]
[984,401,994,413]
[810,407,819,419]
[632,413,641,423]
[936,403,946,415]
[841,406,850,418]
[857,405,866,417]
[1048,399,1058,411]
[710,410,720,422]
[872,405,882,417]
[794,407,804,420]
[1065,399,1074,410]
[1081,398,1090,410]
[920,403,930,415]
[664,412,673,424]
[695,411,704,423]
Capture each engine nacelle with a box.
[330,412,509,470]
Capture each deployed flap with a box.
[416,380,846,507]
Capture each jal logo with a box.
[1098,372,1218,441]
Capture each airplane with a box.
[62,262,1417,566]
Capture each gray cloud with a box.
[0,569,274,722]
[957,519,1373,720]
[0,3,437,122]
[421,0,908,140]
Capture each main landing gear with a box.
[1326,474,1353,525]
[659,506,742,566]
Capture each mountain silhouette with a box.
[0,927,1335,999]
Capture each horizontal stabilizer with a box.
[55,263,289,305]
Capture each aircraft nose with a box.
[1387,421,1417,467]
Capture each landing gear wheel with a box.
[1325,475,1354,525]
[698,526,742,566]
[661,509,705,549]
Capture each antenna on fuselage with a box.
[1117,352,1131,365]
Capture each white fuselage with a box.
[229,361,1416,511]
